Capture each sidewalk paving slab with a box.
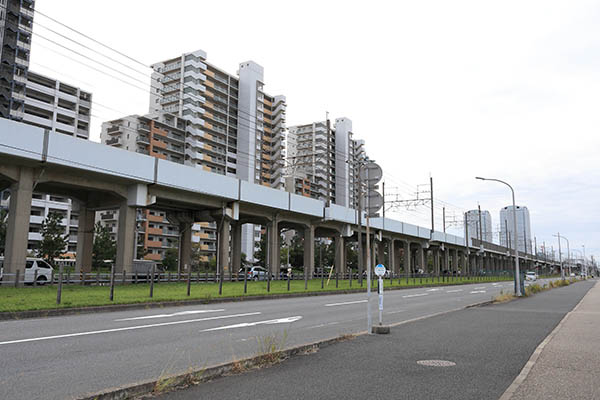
[508,280,600,400]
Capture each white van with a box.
[0,257,54,285]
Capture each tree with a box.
[162,247,178,271]
[0,207,7,255]
[92,221,116,270]
[37,211,68,265]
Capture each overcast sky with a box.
[30,0,600,261]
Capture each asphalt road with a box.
[157,279,596,400]
[0,279,549,400]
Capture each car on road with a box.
[0,257,54,285]
[525,271,538,281]
[241,266,271,281]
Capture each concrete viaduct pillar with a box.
[75,203,95,274]
[419,243,427,274]
[303,225,315,279]
[452,249,458,273]
[231,222,242,277]
[389,239,396,274]
[180,222,193,276]
[267,218,280,278]
[3,167,34,285]
[116,201,135,273]
[334,234,346,276]
[217,218,231,279]
[403,241,411,276]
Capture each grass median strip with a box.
[0,276,518,313]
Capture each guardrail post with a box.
[197,269,200,284]
[122,270,126,285]
[186,269,191,296]
[56,265,63,304]
[81,271,86,286]
[96,270,100,285]
[109,264,115,301]
[15,270,20,288]
[33,269,38,287]
[66,270,70,285]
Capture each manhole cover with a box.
[417,360,456,367]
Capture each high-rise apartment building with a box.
[0,0,34,120]
[149,49,287,260]
[466,209,493,243]
[99,112,220,262]
[285,117,368,208]
[500,205,532,253]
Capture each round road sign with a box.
[374,264,386,277]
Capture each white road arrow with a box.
[201,316,302,332]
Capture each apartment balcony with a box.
[136,136,150,145]
[106,125,122,135]
[105,137,121,146]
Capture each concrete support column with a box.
[179,223,192,275]
[433,248,440,275]
[4,167,34,283]
[116,201,136,273]
[217,218,231,278]
[267,218,279,278]
[75,204,95,274]
[419,243,427,274]
[404,241,411,276]
[377,239,385,267]
[389,239,396,273]
[452,249,458,273]
[231,222,242,275]
[334,235,345,275]
[303,225,315,279]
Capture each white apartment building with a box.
[285,117,369,208]
[500,205,532,253]
[466,209,493,243]
[149,49,287,261]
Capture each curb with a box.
[498,279,597,400]
[0,278,512,321]
[77,299,494,400]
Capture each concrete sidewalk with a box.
[506,279,600,400]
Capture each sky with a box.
[29,0,600,261]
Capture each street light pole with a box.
[476,177,521,296]
[553,233,569,280]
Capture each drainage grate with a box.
[417,359,456,367]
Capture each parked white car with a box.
[240,266,272,281]
[0,257,54,285]
[525,271,538,281]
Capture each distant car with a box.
[0,257,53,285]
[240,266,271,281]
[570,272,576,277]
[525,271,537,281]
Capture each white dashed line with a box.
[115,309,225,321]
[446,289,463,293]
[403,293,428,298]
[470,290,486,294]
[324,300,368,307]
[0,312,262,346]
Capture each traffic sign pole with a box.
[375,264,386,328]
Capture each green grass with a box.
[0,275,514,313]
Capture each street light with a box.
[475,177,521,296]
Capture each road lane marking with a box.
[470,290,486,294]
[307,321,339,329]
[427,288,441,292]
[386,310,406,314]
[446,289,463,293]
[324,300,368,307]
[0,312,262,346]
[201,316,302,332]
[403,293,428,298]
[114,309,225,321]
[474,287,486,290]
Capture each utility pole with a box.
[504,220,509,250]
[382,181,385,231]
[430,176,434,233]
[464,212,470,274]
[478,204,483,242]
[366,167,372,333]
[557,233,563,280]
[442,207,446,233]
[357,162,363,286]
